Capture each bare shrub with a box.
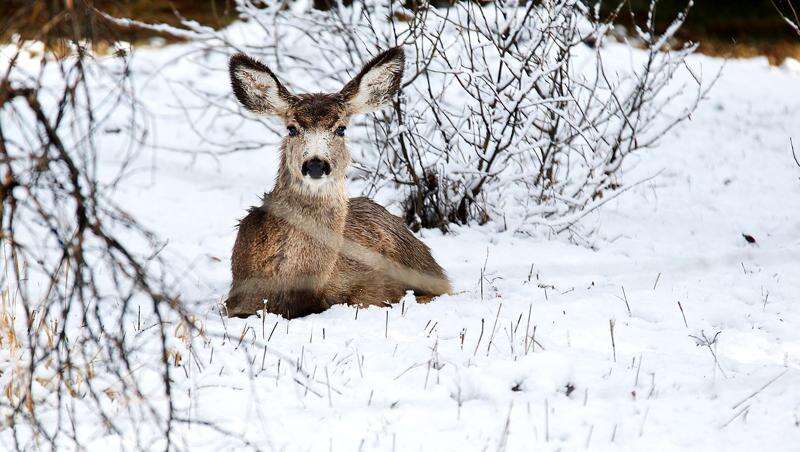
[0,4,219,450]
[129,0,711,233]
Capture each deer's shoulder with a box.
[236,193,285,235]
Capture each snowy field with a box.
[5,23,800,452]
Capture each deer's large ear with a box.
[229,53,294,116]
[339,47,405,115]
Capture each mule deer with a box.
[224,47,451,319]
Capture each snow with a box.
[3,24,800,452]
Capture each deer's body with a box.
[227,194,449,318]
[224,48,450,318]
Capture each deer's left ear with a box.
[340,47,405,115]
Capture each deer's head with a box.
[229,47,404,196]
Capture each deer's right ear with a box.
[229,53,294,116]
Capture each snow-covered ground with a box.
[5,26,800,452]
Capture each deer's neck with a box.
[273,168,348,213]
[271,166,349,242]
[266,170,348,293]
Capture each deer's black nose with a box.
[301,158,331,179]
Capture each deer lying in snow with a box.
[224,47,451,319]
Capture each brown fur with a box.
[225,48,451,319]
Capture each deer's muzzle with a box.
[301,157,332,179]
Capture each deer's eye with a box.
[287,126,299,137]
[335,126,346,137]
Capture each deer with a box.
[224,47,451,319]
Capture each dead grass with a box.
[0,0,237,49]
[696,38,800,65]
[3,2,799,64]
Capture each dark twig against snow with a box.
[690,331,727,379]
[731,369,790,411]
